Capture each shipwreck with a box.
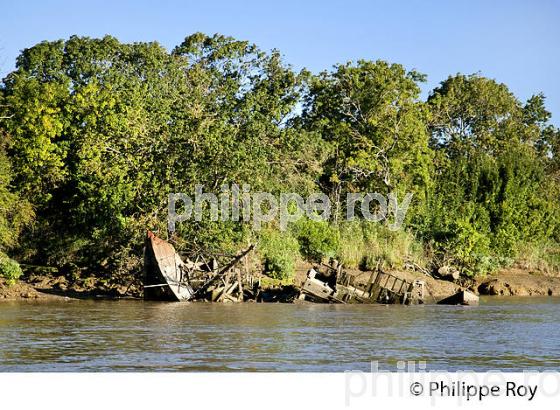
[144,230,255,302]
[144,231,427,305]
[298,262,425,305]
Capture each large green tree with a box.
[303,60,433,222]
[0,34,322,277]
[425,74,560,273]
[428,74,552,156]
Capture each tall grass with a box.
[336,221,427,270]
[515,242,560,276]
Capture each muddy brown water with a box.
[1,297,559,371]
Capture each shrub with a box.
[258,229,300,280]
[292,217,339,261]
[0,254,23,284]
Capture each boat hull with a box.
[144,231,193,301]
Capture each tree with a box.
[303,60,433,222]
[425,74,560,273]
[0,141,34,252]
[428,74,554,156]
[0,34,323,277]
[2,35,559,280]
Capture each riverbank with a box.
[0,274,137,301]
[3,266,560,302]
[477,268,560,296]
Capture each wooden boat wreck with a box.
[144,231,254,302]
[298,262,425,305]
[144,232,430,305]
[144,231,194,301]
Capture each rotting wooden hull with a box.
[298,268,425,305]
[300,276,337,302]
[144,231,193,301]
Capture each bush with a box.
[0,254,23,284]
[292,217,339,261]
[258,230,300,280]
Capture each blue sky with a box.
[1,0,559,124]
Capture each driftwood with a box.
[236,268,244,302]
[216,280,238,302]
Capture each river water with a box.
[1,297,559,371]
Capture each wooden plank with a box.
[390,276,398,291]
[397,279,406,295]
[236,268,243,302]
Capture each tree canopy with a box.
[1,34,559,281]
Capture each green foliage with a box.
[336,221,426,270]
[258,229,300,280]
[291,217,339,261]
[0,253,23,284]
[516,242,560,275]
[0,145,34,251]
[416,73,560,274]
[428,74,524,155]
[1,35,559,280]
[0,34,322,276]
[303,60,433,221]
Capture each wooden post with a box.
[236,268,244,302]
[390,276,398,291]
[365,271,376,296]
[397,279,406,295]
[217,274,230,302]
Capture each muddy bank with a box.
[0,274,138,301]
[3,266,560,302]
[476,268,560,296]
[0,278,49,300]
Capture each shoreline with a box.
[2,268,560,302]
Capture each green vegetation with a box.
[1,34,559,285]
[292,217,339,262]
[0,253,23,284]
[337,221,426,271]
[258,229,300,280]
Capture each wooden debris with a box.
[144,231,255,303]
[437,289,479,305]
[299,261,425,305]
